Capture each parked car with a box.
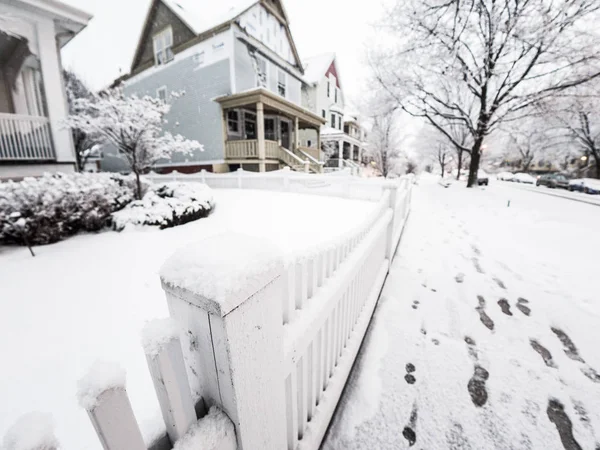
[513,173,536,184]
[477,170,489,186]
[496,172,514,181]
[536,173,569,189]
[570,178,600,194]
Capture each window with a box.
[227,110,240,135]
[307,139,312,147]
[335,88,338,103]
[153,27,174,65]
[277,70,286,97]
[256,56,268,87]
[327,80,330,97]
[157,86,167,102]
[265,117,277,141]
[244,111,257,139]
[322,109,326,118]
[338,116,342,130]
[331,113,336,128]
[193,51,205,66]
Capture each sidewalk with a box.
[322,176,600,450]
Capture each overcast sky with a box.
[61,0,383,107]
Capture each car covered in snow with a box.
[513,173,536,184]
[569,178,600,194]
[536,173,569,189]
[496,172,514,181]
[477,170,489,186]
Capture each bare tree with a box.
[371,0,600,187]
[551,93,600,178]
[435,144,452,178]
[364,106,403,177]
[505,125,559,172]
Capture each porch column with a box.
[294,117,299,151]
[257,101,266,172]
[316,127,321,161]
[358,146,363,164]
[338,139,344,168]
[36,19,75,164]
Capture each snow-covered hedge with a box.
[0,173,135,246]
[111,182,214,231]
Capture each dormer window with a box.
[153,27,174,66]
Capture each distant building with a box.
[102,0,326,174]
[300,53,368,170]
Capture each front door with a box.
[280,120,290,149]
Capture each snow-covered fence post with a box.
[200,169,207,184]
[283,167,291,191]
[160,233,287,450]
[2,412,59,450]
[236,168,244,189]
[304,160,310,173]
[383,182,399,265]
[77,362,145,450]
[142,319,197,444]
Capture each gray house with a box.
[104,0,325,174]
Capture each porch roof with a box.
[214,88,326,129]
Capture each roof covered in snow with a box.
[302,52,335,85]
[161,0,257,35]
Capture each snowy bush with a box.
[0,173,136,246]
[111,182,214,231]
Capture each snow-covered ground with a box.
[324,175,600,449]
[0,188,377,449]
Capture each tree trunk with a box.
[594,151,600,179]
[467,135,485,187]
[134,171,143,200]
[456,149,463,180]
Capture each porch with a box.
[215,88,326,173]
[322,128,365,171]
[0,1,90,177]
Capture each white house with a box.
[0,0,91,180]
[301,52,368,169]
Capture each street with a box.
[323,175,600,450]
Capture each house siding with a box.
[101,56,232,172]
[131,0,196,74]
[234,38,256,92]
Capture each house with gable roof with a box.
[300,52,369,170]
[102,0,326,174]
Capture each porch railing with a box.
[297,145,321,162]
[225,139,258,159]
[0,113,55,161]
[265,140,279,159]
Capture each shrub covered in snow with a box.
[111,182,214,231]
[0,173,136,246]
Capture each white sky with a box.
[61,0,383,106]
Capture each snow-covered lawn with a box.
[324,175,600,449]
[0,188,377,449]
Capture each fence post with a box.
[384,182,399,266]
[77,362,146,450]
[3,412,59,450]
[237,168,244,189]
[200,169,207,184]
[304,160,310,173]
[142,318,197,444]
[160,233,287,450]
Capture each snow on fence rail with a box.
[3,171,413,450]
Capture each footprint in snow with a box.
[530,339,556,368]
[476,295,495,331]
[552,327,600,384]
[402,402,418,447]
[547,399,583,450]
[455,273,465,283]
[497,298,513,316]
[516,297,531,316]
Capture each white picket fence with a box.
[3,169,413,450]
